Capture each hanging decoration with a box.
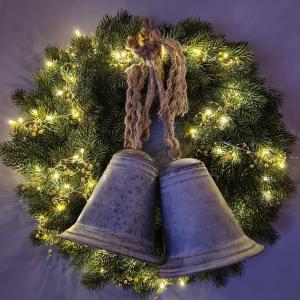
[0,11,295,296]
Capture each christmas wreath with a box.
[0,11,295,295]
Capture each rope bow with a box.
[124,17,188,160]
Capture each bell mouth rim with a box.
[159,236,264,278]
[114,149,159,171]
[59,223,161,265]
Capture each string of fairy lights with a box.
[6,28,290,293]
[187,105,287,204]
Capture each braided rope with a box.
[124,17,188,159]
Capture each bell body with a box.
[60,149,160,264]
[159,158,263,278]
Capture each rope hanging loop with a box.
[124,17,188,160]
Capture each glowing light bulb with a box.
[111,50,131,66]
[35,165,42,172]
[79,148,85,154]
[56,90,64,96]
[45,60,54,67]
[87,180,96,188]
[179,278,186,287]
[275,154,286,169]
[262,176,270,182]
[213,146,224,155]
[31,109,38,116]
[112,50,127,61]
[192,48,202,56]
[257,147,273,161]
[52,171,60,180]
[69,74,76,83]
[260,148,271,157]
[71,108,80,119]
[56,203,66,212]
[219,115,229,127]
[262,190,272,201]
[74,29,82,37]
[159,283,166,289]
[46,115,54,121]
[63,183,71,189]
[119,51,126,59]
[204,109,212,116]
[189,128,197,136]
[114,51,121,60]
[223,52,229,59]
[159,280,167,290]
[18,117,24,123]
[231,150,239,160]
[8,120,16,126]
[72,154,79,160]
[100,268,105,273]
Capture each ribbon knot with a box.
[124,17,188,160]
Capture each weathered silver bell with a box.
[60,149,160,264]
[159,158,264,278]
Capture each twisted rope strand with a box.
[124,17,188,159]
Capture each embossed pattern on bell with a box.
[159,158,264,278]
[60,149,160,264]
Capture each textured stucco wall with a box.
[0,1,299,299]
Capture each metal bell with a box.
[159,158,264,278]
[60,149,160,264]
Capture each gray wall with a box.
[0,0,299,299]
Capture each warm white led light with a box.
[56,90,64,96]
[74,29,82,37]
